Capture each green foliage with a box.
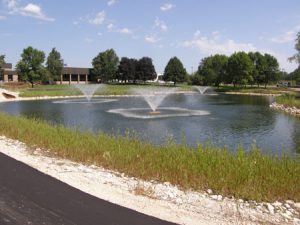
[262,53,280,88]
[276,93,300,109]
[248,52,266,86]
[92,49,119,83]
[0,54,5,67]
[292,68,300,84]
[16,46,46,87]
[0,54,6,80]
[0,113,299,202]
[46,48,64,83]
[137,57,156,82]
[163,57,187,86]
[117,57,137,83]
[197,54,228,86]
[189,73,203,85]
[289,31,300,65]
[227,52,254,87]
[117,57,156,83]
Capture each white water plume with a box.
[73,84,103,101]
[132,87,177,111]
[193,86,210,94]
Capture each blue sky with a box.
[0,0,299,73]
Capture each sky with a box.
[0,0,299,74]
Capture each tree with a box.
[289,31,300,65]
[16,46,46,88]
[248,52,266,87]
[189,73,203,85]
[117,57,137,83]
[46,48,64,83]
[227,52,253,87]
[198,54,228,86]
[262,53,280,88]
[291,67,300,84]
[0,55,5,81]
[163,57,187,86]
[92,49,119,83]
[136,57,156,83]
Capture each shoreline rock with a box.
[270,102,300,116]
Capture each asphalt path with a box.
[0,153,177,225]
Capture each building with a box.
[1,63,18,82]
[1,64,93,84]
[58,67,93,84]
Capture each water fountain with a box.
[74,84,103,102]
[108,87,210,119]
[53,84,117,104]
[193,86,210,94]
[134,87,177,114]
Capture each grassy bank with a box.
[275,94,300,109]
[0,113,299,202]
[1,83,292,97]
[12,84,193,97]
[216,86,290,95]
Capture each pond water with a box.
[0,93,299,155]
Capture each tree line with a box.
[190,52,281,88]
[0,47,186,87]
[0,31,299,87]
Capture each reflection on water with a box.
[0,94,299,156]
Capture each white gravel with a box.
[0,136,299,225]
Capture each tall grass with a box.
[276,94,300,109]
[0,113,299,202]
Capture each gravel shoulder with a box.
[0,136,299,225]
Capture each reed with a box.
[0,113,299,202]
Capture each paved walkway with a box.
[0,153,177,225]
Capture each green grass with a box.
[15,84,193,97]
[1,83,294,97]
[215,86,291,95]
[276,94,300,109]
[0,112,299,202]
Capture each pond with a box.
[0,93,299,155]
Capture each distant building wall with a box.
[2,64,18,82]
[56,67,93,84]
[1,64,94,84]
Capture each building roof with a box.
[62,67,92,74]
[3,70,18,75]
[2,63,12,69]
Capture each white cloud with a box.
[4,1,54,21]
[117,27,132,34]
[4,0,17,10]
[184,31,298,72]
[107,23,115,31]
[271,25,300,44]
[273,52,298,72]
[73,21,79,25]
[160,3,175,11]
[154,18,168,32]
[107,23,133,35]
[19,3,54,21]
[183,32,256,55]
[107,0,116,6]
[145,35,160,43]
[84,37,93,43]
[0,15,7,20]
[89,11,106,25]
